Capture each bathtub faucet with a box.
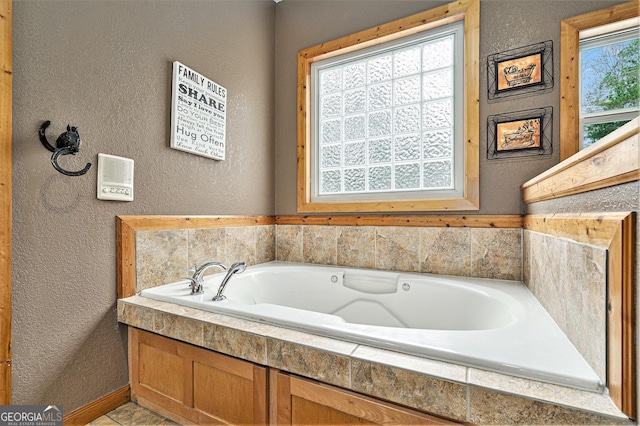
[186,261,227,295]
[212,261,246,302]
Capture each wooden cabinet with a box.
[273,371,459,425]
[129,328,268,425]
[129,327,460,425]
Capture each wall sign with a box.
[170,61,227,160]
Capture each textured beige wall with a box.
[12,0,275,410]
[273,0,629,215]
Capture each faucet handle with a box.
[182,277,204,295]
[186,262,198,276]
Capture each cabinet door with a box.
[274,372,460,425]
[192,347,267,425]
[129,327,267,425]
[130,327,196,422]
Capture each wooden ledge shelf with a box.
[522,117,639,204]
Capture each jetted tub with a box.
[140,261,602,392]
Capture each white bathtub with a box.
[140,261,602,392]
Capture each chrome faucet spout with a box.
[187,261,227,295]
[212,261,246,301]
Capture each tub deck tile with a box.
[203,323,268,364]
[351,358,468,422]
[265,325,359,356]
[266,338,351,388]
[469,386,632,425]
[351,345,467,384]
[153,312,203,347]
[468,368,627,420]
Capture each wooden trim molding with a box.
[522,117,639,204]
[276,214,523,228]
[63,385,131,425]
[296,0,479,213]
[559,0,639,161]
[0,0,11,406]
[524,212,636,417]
[116,215,276,298]
[117,215,275,231]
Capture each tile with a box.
[153,300,210,320]
[276,225,303,262]
[470,228,521,280]
[522,229,531,285]
[203,323,267,364]
[565,242,607,382]
[136,230,188,292]
[105,402,171,426]
[469,386,632,425]
[226,226,256,265]
[420,227,471,276]
[351,358,467,422]
[525,232,608,384]
[187,228,227,273]
[196,309,279,336]
[375,226,420,272]
[153,312,203,346]
[266,326,358,355]
[87,415,120,425]
[266,338,350,388]
[303,225,337,264]
[121,295,168,308]
[351,346,467,383]
[256,225,276,264]
[468,368,625,419]
[526,230,545,297]
[337,226,375,268]
[117,301,154,331]
[540,234,569,331]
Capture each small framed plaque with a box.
[487,107,553,160]
[488,41,553,100]
[170,61,227,160]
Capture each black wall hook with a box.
[39,121,92,177]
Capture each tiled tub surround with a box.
[524,230,607,384]
[121,215,631,422]
[134,224,523,294]
[118,296,631,424]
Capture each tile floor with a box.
[87,402,178,426]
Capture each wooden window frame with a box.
[559,0,639,161]
[1,0,11,405]
[296,0,479,213]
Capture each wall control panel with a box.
[97,153,134,201]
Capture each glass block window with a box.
[580,26,639,149]
[311,21,464,202]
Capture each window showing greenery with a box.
[297,0,479,213]
[580,28,639,148]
